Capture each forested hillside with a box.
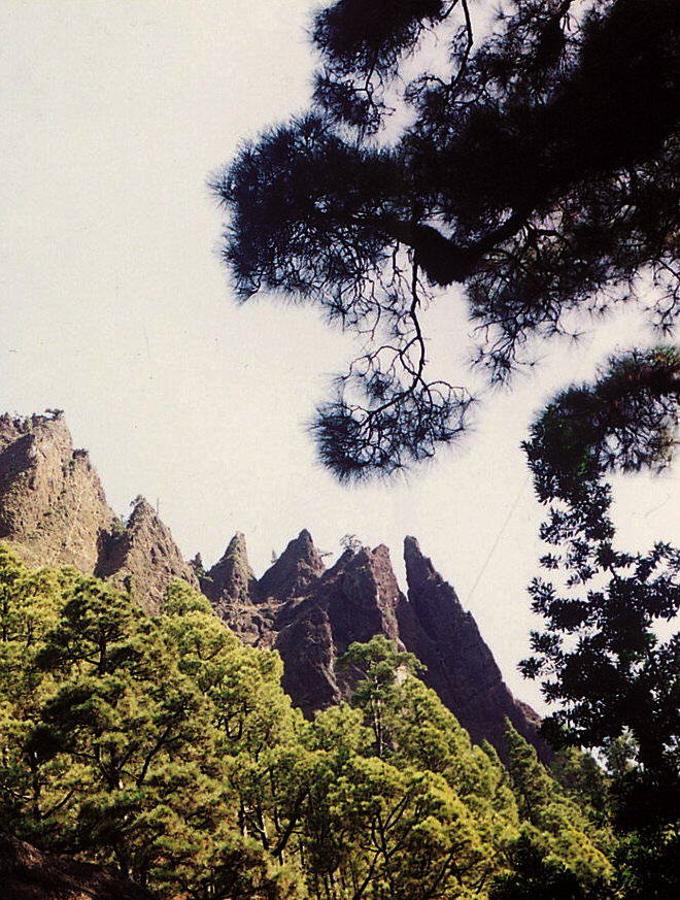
[0,412,545,761]
[0,546,612,899]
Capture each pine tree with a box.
[213,0,680,479]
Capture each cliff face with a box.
[0,413,115,572]
[199,532,275,645]
[216,530,547,760]
[0,411,547,759]
[95,497,199,616]
[272,543,404,714]
[258,529,326,600]
[0,414,197,615]
[201,532,257,607]
[398,537,547,756]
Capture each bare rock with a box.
[96,497,198,615]
[0,409,549,759]
[258,529,325,600]
[397,536,550,760]
[213,530,548,758]
[202,533,277,644]
[0,413,115,572]
[201,532,257,605]
[273,542,406,715]
[0,831,151,900]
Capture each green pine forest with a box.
[0,542,652,900]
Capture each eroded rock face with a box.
[210,531,546,759]
[258,529,326,600]
[0,413,115,571]
[0,832,152,900]
[0,414,198,614]
[0,410,547,758]
[273,544,405,715]
[96,497,199,616]
[202,532,257,605]
[199,533,276,645]
[397,536,548,760]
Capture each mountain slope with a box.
[0,412,115,571]
[225,531,548,760]
[0,832,152,900]
[0,410,547,758]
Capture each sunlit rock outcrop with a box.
[0,410,547,758]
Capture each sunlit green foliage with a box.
[0,549,612,898]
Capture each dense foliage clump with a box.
[0,546,611,898]
[214,0,680,479]
[521,348,680,898]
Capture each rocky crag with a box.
[0,412,115,572]
[201,529,547,759]
[0,412,197,615]
[95,496,198,615]
[0,411,547,759]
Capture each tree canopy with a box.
[520,347,680,898]
[213,0,680,479]
[0,547,615,898]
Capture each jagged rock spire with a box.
[402,535,468,638]
[189,553,205,576]
[204,532,279,646]
[201,532,257,606]
[404,535,437,587]
[274,541,405,715]
[0,412,115,571]
[0,413,200,615]
[96,495,198,615]
[398,536,549,761]
[0,408,549,759]
[258,529,325,600]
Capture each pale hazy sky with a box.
[2,0,678,709]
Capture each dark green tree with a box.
[490,831,609,900]
[504,723,611,873]
[0,550,306,898]
[520,347,680,898]
[213,0,680,479]
[334,637,612,895]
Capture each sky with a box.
[2,0,678,710]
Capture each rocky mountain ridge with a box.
[201,528,546,757]
[0,411,547,759]
[0,412,197,615]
